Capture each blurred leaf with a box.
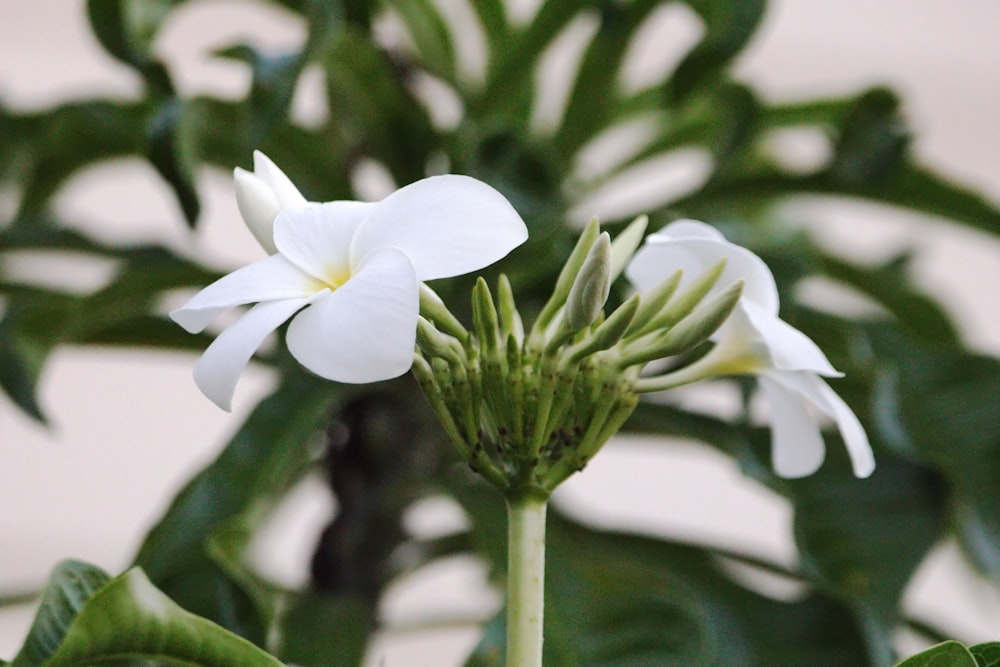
[829,88,909,185]
[323,28,437,183]
[0,245,221,419]
[553,0,661,154]
[873,336,1000,574]
[213,1,342,146]
[895,641,978,667]
[0,288,81,421]
[147,98,200,225]
[85,0,177,80]
[10,560,282,667]
[668,0,766,101]
[815,250,959,346]
[135,370,348,639]
[788,455,948,666]
[277,592,372,667]
[386,0,456,81]
[4,102,146,219]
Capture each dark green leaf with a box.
[971,643,1000,667]
[386,0,457,81]
[895,641,978,667]
[11,562,282,667]
[667,0,766,101]
[135,370,347,637]
[11,561,111,667]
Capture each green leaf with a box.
[876,340,1000,574]
[322,28,437,183]
[385,0,457,81]
[277,592,372,667]
[85,0,177,73]
[895,641,978,667]
[11,561,111,667]
[971,643,1000,667]
[554,0,662,154]
[146,97,200,225]
[6,102,146,218]
[11,561,282,667]
[815,250,959,346]
[668,0,766,101]
[0,288,81,421]
[135,370,348,637]
[788,455,948,664]
[213,1,341,147]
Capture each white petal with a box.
[740,302,841,376]
[351,175,528,281]
[767,371,875,478]
[170,255,317,333]
[628,233,779,315]
[758,375,826,478]
[651,219,725,241]
[273,201,374,284]
[252,150,307,208]
[286,247,419,383]
[234,168,281,253]
[193,297,312,411]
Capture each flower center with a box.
[315,267,351,291]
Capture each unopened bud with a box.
[234,168,280,253]
[233,151,307,254]
[619,279,744,368]
[566,232,612,331]
[608,215,648,282]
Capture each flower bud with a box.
[565,232,611,331]
[233,151,307,253]
[608,215,648,282]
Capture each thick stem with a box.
[506,496,547,667]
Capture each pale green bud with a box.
[628,258,727,339]
[608,215,648,282]
[568,294,641,364]
[619,279,744,368]
[529,219,600,344]
[565,232,612,331]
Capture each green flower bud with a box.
[565,232,612,331]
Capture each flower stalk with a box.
[506,496,547,667]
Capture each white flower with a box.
[172,174,528,411]
[626,220,875,478]
[233,151,308,253]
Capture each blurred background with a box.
[1,1,999,665]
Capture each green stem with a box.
[506,496,547,667]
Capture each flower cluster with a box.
[173,152,874,489]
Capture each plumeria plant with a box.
[168,153,875,667]
[4,2,1000,667]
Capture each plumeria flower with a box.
[172,170,528,411]
[626,220,875,478]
